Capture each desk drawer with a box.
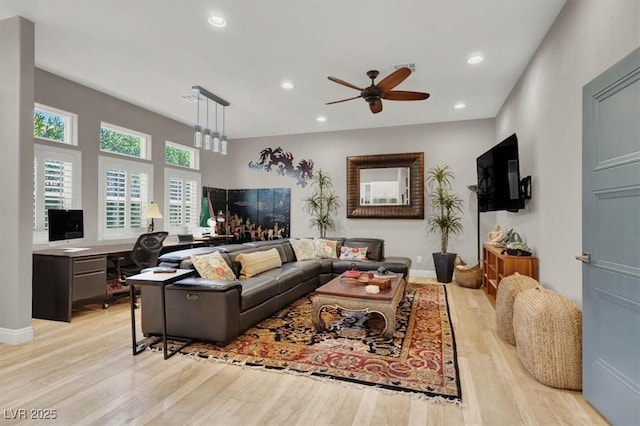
[73,270,106,301]
[73,256,106,274]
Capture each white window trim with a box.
[164,168,201,235]
[34,103,78,146]
[33,144,82,244]
[165,140,200,170]
[98,155,154,240]
[100,122,151,160]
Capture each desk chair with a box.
[104,231,169,308]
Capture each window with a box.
[98,156,153,240]
[165,141,199,169]
[34,104,77,145]
[99,122,150,160]
[33,144,82,243]
[164,169,200,234]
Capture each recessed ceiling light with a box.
[467,55,484,64]
[454,102,466,109]
[281,81,294,89]
[316,116,327,122]
[208,15,227,27]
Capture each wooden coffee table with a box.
[311,273,406,338]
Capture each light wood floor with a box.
[0,278,609,425]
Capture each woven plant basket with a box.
[495,273,540,345]
[454,261,482,289]
[513,287,582,390]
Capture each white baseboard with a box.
[409,268,436,278]
[0,326,34,345]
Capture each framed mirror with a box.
[346,152,424,219]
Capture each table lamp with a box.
[216,210,226,235]
[142,202,163,233]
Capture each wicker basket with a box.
[513,287,582,390]
[454,260,482,289]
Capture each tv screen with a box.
[476,133,525,212]
[47,209,84,242]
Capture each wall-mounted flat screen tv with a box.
[476,133,526,212]
[47,209,84,242]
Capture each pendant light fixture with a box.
[221,106,228,155]
[193,91,202,148]
[191,86,230,155]
[203,98,212,151]
[212,102,220,153]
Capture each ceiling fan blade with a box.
[376,67,411,92]
[327,76,364,91]
[325,95,362,105]
[369,99,383,114]
[383,90,430,101]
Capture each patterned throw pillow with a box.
[290,238,319,261]
[339,246,368,261]
[190,251,236,280]
[235,248,282,278]
[314,238,338,259]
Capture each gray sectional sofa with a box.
[141,237,411,345]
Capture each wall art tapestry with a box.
[248,147,314,187]
[227,188,290,243]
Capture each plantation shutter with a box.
[106,168,126,229]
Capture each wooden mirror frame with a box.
[346,152,424,219]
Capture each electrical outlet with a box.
[417,255,423,263]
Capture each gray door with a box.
[582,46,640,425]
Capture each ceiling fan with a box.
[326,67,430,114]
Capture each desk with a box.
[32,240,203,322]
[127,269,195,359]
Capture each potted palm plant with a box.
[426,165,464,283]
[303,169,341,238]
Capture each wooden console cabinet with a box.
[482,244,538,306]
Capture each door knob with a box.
[575,252,591,264]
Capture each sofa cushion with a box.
[239,276,280,311]
[344,238,385,261]
[190,251,237,280]
[315,238,339,259]
[290,238,319,261]
[339,246,368,261]
[235,248,282,278]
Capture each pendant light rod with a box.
[192,86,230,107]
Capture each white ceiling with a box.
[0,1,566,140]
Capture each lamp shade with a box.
[142,202,163,219]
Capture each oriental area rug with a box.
[151,283,461,402]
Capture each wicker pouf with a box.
[513,288,582,390]
[495,273,540,345]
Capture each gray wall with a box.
[33,69,200,246]
[494,0,640,304]
[207,119,497,274]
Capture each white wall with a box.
[205,119,496,274]
[495,0,640,304]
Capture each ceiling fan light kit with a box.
[192,86,230,155]
[326,67,430,114]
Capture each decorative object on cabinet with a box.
[482,244,538,306]
[426,165,464,283]
[302,169,341,238]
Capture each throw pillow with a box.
[190,251,236,280]
[339,246,368,261]
[235,248,282,278]
[290,238,319,261]
[314,238,338,259]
